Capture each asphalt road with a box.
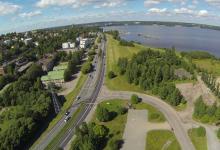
[99,89,196,150]
[32,37,106,150]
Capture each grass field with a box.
[30,73,87,149]
[193,59,220,76]
[188,128,208,150]
[146,130,181,150]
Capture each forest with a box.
[117,49,195,106]
[0,64,52,149]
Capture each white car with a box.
[64,116,70,122]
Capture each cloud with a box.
[148,8,168,14]
[144,0,187,7]
[174,7,194,15]
[197,10,209,17]
[144,0,162,6]
[36,0,128,8]
[0,1,21,16]
[19,11,42,18]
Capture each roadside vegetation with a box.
[188,127,207,150]
[193,96,220,123]
[146,130,181,150]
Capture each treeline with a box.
[117,49,194,106]
[201,72,220,98]
[180,51,215,59]
[119,40,134,47]
[0,64,52,149]
[194,97,220,123]
[57,51,84,81]
[105,30,120,40]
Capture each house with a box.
[62,42,69,49]
[80,38,89,49]
[3,40,11,45]
[41,63,67,86]
[24,38,33,45]
[62,42,75,49]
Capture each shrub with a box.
[217,129,220,139]
[96,105,111,122]
[108,71,116,79]
[131,94,139,104]
[109,138,121,150]
[196,126,206,137]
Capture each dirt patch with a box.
[176,76,216,106]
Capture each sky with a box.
[0,0,220,34]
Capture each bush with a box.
[196,126,206,137]
[116,106,127,115]
[96,105,111,122]
[108,71,116,79]
[131,94,139,104]
[109,138,121,150]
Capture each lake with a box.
[103,25,220,57]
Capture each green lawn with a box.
[188,128,208,150]
[30,73,87,149]
[146,130,181,150]
[193,58,220,76]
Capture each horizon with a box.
[1,0,220,34]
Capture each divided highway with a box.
[32,37,106,150]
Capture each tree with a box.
[64,69,72,81]
[81,62,92,74]
[96,105,111,122]
[93,125,108,138]
[108,71,116,79]
[131,94,139,104]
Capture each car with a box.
[65,111,69,116]
[64,116,70,122]
[76,96,80,101]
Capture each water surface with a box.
[103,25,220,57]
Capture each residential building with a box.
[62,42,75,49]
[80,38,89,49]
[3,40,11,45]
[24,38,33,45]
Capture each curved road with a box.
[98,88,195,150]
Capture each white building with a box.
[62,42,75,49]
[69,43,75,48]
[62,42,69,49]
[3,40,11,45]
[80,38,89,49]
[24,38,33,45]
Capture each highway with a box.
[32,36,106,150]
